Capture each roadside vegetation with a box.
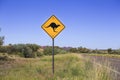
[0,54,111,80]
[0,30,120,59]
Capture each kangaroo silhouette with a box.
[46,22,60,32]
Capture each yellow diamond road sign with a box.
[41,15,65,39]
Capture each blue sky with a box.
[0,0,120,49]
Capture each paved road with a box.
[81,54,120,80]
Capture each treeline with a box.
[0,44,41,58]
[68,47,120,54]
[0,44,68,58]
[0,28,120,59]
[0,31,67,58]
[1,44,120,58]
[68,47,90,53]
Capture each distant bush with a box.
[0,46,7,53]
[78,47,90,53]
[107,48,112,54]
[57,48,67,54]
[35,51,43,57]
[69,48,78,53]
[111,49,120,54]
[43,46,67,55]
[26,44,40,52]
[0,36,4,46]
[23,47,33,58]
[43,47,52,55]
[3,44,41,58]
[68,47,91,53]
[116,49,120,54]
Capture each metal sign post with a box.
[52,38,54,74]
[41,15,65,75]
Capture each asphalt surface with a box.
[81,54,120,80]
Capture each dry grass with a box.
[89,53,120,58]
[0,53,111,80]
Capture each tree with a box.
[0,28,5,53]
[0,37,4,46]
[0,28,4,46]
[108,48,112,54]
[69,48,78,53]
[26,44,40,52]
[23,47,34,58]
[77,47,90,53]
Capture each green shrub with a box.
[43,46,67,55]
[69,48,78,53]
[57,48,67,54]
[5,44,40,58]
[36,51,43,57]
[0,46,7,53]
[43,47,52,55]
[23,47,34,58]
[107,48,112,54]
